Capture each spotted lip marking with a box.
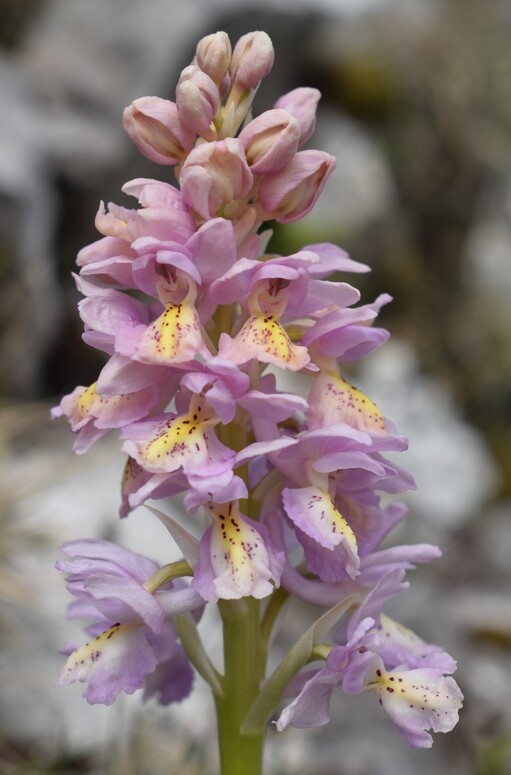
[59,623,125,683]
[326,374,386,431]
[133,401,217,474]
[137,301,201,363]
[208,502,273,596]
[231,313,310,370]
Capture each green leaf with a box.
[175,612,224,699]
[240,594,357,736]
[145,505,200,566]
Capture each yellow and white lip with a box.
[76,382,98,420]
[58,622,131,687]
[299,485,358,552]
[236,312,310,369]
[136,277,202,364]
[136,301,202,363]
[207,501,275,600]
[131,397,218,474]
[76,382,145,424]
[308,367,387,433]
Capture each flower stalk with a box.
[216,599,266,774]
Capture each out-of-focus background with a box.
[1,0,510,773]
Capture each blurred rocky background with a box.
[1,0,510,773]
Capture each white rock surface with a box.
[359,339,499,528]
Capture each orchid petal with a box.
[365,661,463,748]
[219,315,311,371]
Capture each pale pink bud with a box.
[180,138,253,219]
[196,31,232,84]
[239,109,300,175]
[258,150,336,223]
[176,65,220,137]
[123,97,195,165]
[230,31,274,90]
[274,87,321,146]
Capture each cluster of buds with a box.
[54,31,462,750]
[122,30,328,232]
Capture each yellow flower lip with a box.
[133,396,219,474]
[137,301,201,363]
[76,382,98,420]
[136,276,202,364]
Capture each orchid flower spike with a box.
[53,28,461,769]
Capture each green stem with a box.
[241,594,357,738]
[174,613,223,698]
[143,560,193,593]
[211,304,234,348]
[216,598,266,775]
[260,587,290,649]
[309,642,332,662]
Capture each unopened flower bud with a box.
[230,31,274,90]
[239,109,300,175]
[179,138,253,220]
[123,97,195,165]
[176,65,220,138]
[274,87,321,146]
[259,150,336,223]
[196,31,231,84]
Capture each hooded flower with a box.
[262,421,409,582]
[215,251,358,373]
[192,500,285,602]
[51,380,161,453]
[95,179,195,245]
[56,539,202,705]
[303,294,392,364]
[277,572,462,747]
[120,390,236,509]
[124,276,205,365]
[218,282,312,371]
